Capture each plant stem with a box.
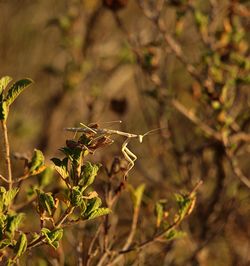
[86,224,102,266]
[1,120,12,189]
[109,205,140,265]
[55,207,74,227]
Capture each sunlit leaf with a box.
[79,162,100,189]
[4,188,19,208]
[36,190,55,216]
[29,149,45,175]
[14,233,27,258]
[37,167,54,187]
[85,197,102,216]
[51,157,69,180]
[5,78,33,106]
[165,229,186,240]
[0,214,6,239]
[0,76,12,95]
[128,184,145,208]
[0,187,6,212]
[70,186,83,206]
[87,208,111,220]
[155,201,164,228]
[175,193,196,220]
[5,213,25,238]
[41,228,63,249]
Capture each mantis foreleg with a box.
[121,138,137,176]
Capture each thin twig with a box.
[230,132,250,143]
[55,207,74,228]
[1,121,12,189]
[226,151,250,188]
[109,204,141,265]
[86,224,102,266]
[97,252,110,266]
[117,216,182,256]
[171,99,222,141]
[0,174,9,183]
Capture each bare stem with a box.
[226,150,250,188]
[110,205,140,265]
[55,207,74,228]
[86,224,102,266]
[1,120,12,189]
[171,100,222,141]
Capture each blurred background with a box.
[0,0,250,265]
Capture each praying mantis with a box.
[65,122,162,177]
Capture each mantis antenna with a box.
[143,127,166,137]
[99,120,122,125]
[138,127,166,143]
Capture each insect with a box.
[65,122,163,177]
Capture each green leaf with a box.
[175,193,196,220]
[29,149,45,175]
[0,76,12,95]
[4,188,19,207]
[128,184,145,208]
[5,213,25,238]
[0,187,6,194]
[0,214,6,239]
[5,78,33,106]
[70,186,83,206]
[51,157,69,180]
[59,147,82,163]
[36,190,55,216]
[14,233,27,258]
[59,147,83,178]
[87,208,111,220]
[79,162,100,189]
[80,200,87,216]
[155,201,164,228]
[41,228,63,249]
[165,229,186,240]
[0,186,6,212]
[37,167,54,187]
[85,197,102,216]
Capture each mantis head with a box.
[138,135,144,143]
